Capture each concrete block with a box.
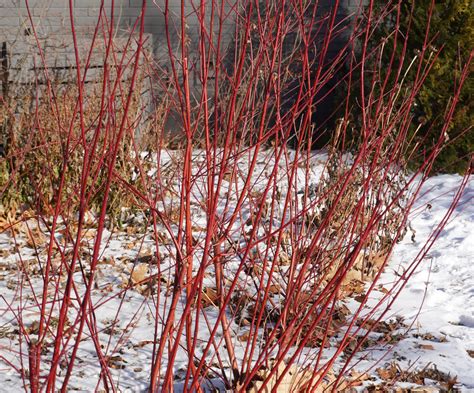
[0,0,20,8]
[0,8,21,17]
[18,0,69,8]
[74,0,128,8]
[0,16,21,27]
[30,7,69,17]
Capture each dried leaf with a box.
[417,344,435,350]
[376,365,397,380]
[125,241,136,250]
[237,331,250,342]
[25,226,48,248]
[108,355,126,370]
[131,264,149,285]
[246,362,329,393]
[26,320,40,335]
[268,284,281,295]
[201,287,219,308]
[134,340,154,348]
[277,251,291,266]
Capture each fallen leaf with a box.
[131,264,149,285]
[108,355,126,369]
[26,321,40,335]
[134,340,154,348]
[25,226,48,248]
[246,361,330,392]
[417,344,435,350]
[376,365,397,380]
[237,331,250,342]
[268,284,281,295]
[277,251,291,266]
[201,287,219,308]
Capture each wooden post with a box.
[0,41,8,157]
[1,42,8,101]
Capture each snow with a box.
[0,150,472,391]
[352,174,474,390]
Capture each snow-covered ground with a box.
[0,150,472,391]
[350,174,474,391]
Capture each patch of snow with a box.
[0,150,472,391]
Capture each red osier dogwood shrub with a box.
[0,0,471,392]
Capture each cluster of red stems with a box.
[0,0,471,392]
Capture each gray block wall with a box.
[0,0,236,63]
[0,1,367,136]
[0,0,238,107]
[1,1,365,59]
